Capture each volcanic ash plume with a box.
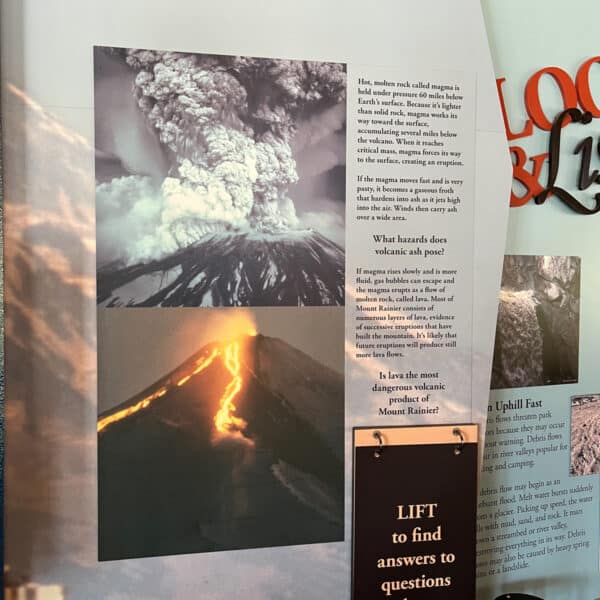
[97,50,346,265]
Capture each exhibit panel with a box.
[479,0,600,598]
[2,0,513,598]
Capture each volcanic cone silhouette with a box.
[98,333,344,560]
[97,230,345,307]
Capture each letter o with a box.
[524,67,578,130]
[576,56,600,116]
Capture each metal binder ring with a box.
[373,430,384,458]
[453,428,464,455]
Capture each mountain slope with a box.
[97,230,345,307]
[98,334,344,560]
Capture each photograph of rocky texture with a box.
[570,394,600,476]
[94,47,346,307]
[491,255,580,389]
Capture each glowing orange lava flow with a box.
[193,349,218,374]
[214,342,247,435]
[97,341,250,440]
[97,348,218,433]
[97,387,167,433]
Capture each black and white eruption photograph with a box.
[94,47,346,307]
[97,307,344,560]
[491,255,580,390]
[570,394,600,476]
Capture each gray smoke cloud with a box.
[94,49,169,183]
[97,50,346,265]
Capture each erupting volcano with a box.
[94,48,347,307]
[98,331,344,560]
[97,338,251,442]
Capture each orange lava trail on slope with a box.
[214,341,247,435]
[97,348,218,433]
[97,386,167,433]
[193,349,219,374]
[97,341,250,440]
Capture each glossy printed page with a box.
[2,0,509,597]
[480,0,600,598]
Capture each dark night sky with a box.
[97,307,344,412]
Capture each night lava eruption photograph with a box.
[491,255,580,390]
[94,46,346,307]
[97,308,344,560]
